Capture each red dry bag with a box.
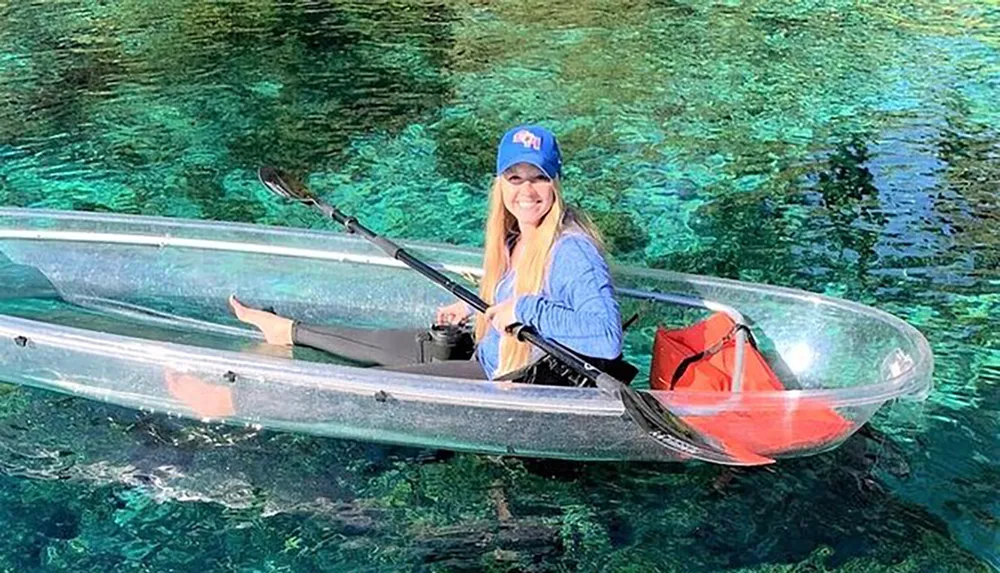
[649,312,853,456]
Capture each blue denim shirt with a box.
[476,232,623,379]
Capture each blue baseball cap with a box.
[495,124,562,179]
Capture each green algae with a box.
[2,403,989,572]
[2,378,982,571]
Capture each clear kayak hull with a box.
[0,208,933,462]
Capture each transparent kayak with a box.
[0,208,933,463]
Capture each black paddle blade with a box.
[620,387,774,466]
[257,166,317,203]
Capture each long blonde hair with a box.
[473,176,604,376]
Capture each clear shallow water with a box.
[0,0,997,571]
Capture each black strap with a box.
[668,323,755,390]
[622,312,640,331]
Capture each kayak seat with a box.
[648,312,855,455]
[649,312,782,392]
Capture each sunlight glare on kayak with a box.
[785,342,816,375]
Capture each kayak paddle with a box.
[256,166,774,466]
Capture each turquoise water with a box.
[1,0,998,570]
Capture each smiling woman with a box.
[231,125,631,385]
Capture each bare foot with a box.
[228,294,294,345]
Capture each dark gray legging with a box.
[292,322,487,380]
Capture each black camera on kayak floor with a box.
[416,323,476,363]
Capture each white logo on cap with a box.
[512,129,542,151]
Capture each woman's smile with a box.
[501,163,556,229]
[515,196,543,209]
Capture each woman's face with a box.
[500,163,556,230]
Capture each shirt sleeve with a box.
[513,234,623,359]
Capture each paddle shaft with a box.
[311,199,621,392]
